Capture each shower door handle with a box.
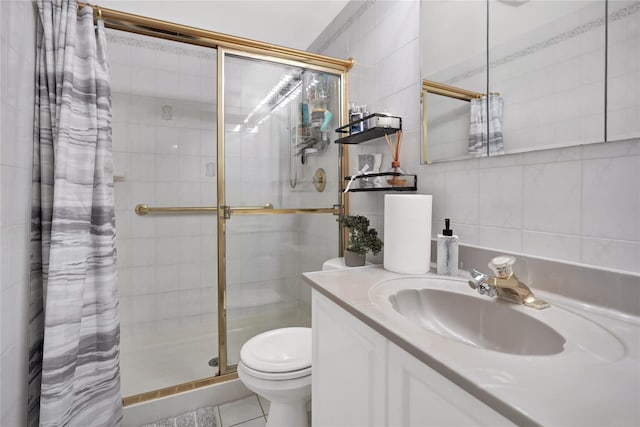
[222,203,274,219]
[223,203,340,219]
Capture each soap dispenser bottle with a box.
[437,218,459,276]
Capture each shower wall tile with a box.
[116,238,132,269]
[179,263,202,290]
[119,296,133,328]
[109,28,311,337]
[157,292,182,320]
[155,182,179,205]
[131,238,156,267]
[118,268,132,298]
[1,2,37,424]
[156,238,179,265]
[131,266,157,296]
[132,295,157,324]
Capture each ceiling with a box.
[98,0,350,51]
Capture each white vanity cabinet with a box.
[312,290,513,427]
[311,289,387,426]
[386,343,512,426]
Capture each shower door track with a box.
[81,2,353,406]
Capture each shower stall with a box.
[102,7,351,404]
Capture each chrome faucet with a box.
[468,255,550,310]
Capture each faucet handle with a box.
[489,255,515,278]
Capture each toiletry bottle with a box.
[437,218,459,276]
[350,104,363,134]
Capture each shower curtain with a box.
[468,94,504,157]
[28,1,122,426]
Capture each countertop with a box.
[303,265,640,426]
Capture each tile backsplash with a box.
[309,0,640,274]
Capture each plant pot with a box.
[344,249,366,267]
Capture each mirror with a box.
[420,0,638,163]
[421,0,487,163]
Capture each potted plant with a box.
[339,214,383,267]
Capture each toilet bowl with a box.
[237,327,312,427]
[237,258,350,427]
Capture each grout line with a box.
[228,415,266,427]
[215,405,223,427]
[256,394,267,416]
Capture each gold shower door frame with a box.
[79,3,352,406]
[216,47,348,378]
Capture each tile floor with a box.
[216,395,270,427]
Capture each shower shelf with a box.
[344,172,417,192]
[334,113,402,145]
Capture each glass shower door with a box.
[110,30,220,398]
[219,52,342,371]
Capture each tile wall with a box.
[309,0,640,274]
[0,1,36,425]
[108,30,220,336]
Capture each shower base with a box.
[120,305,310,398]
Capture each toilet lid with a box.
[240,327,311,373]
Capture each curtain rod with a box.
[76,2,354,72]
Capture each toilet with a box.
[237,258,350,427]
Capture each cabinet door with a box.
[387,342,514,427]
[312,291,387,427]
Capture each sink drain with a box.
[208,357,219,368]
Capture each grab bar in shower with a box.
[134,203,340,217]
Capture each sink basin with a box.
[390,288,566,355]
[371,276,625,360]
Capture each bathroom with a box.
[1,0,638,426]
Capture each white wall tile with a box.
[477,226,523,253]
[157,291,182,320]
[444,168,479,225]
[156,237,179,265]
[179,289,202,317]
[582,156,639,241]
[478,166,523,229]
[581,237,640,273]
[523,161,581,235]
[131,238,156,267]
[155,265,180,293]
[2,5,40,422]
[522,231,581,264]
[131,266,157,296]
[132,294,157,324]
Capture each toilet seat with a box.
[239,362,312,381]
[240,327,311,374]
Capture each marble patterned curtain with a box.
[29,1,122,425]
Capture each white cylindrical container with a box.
[383,194,433,274]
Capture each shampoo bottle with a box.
[437,218,459,276]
